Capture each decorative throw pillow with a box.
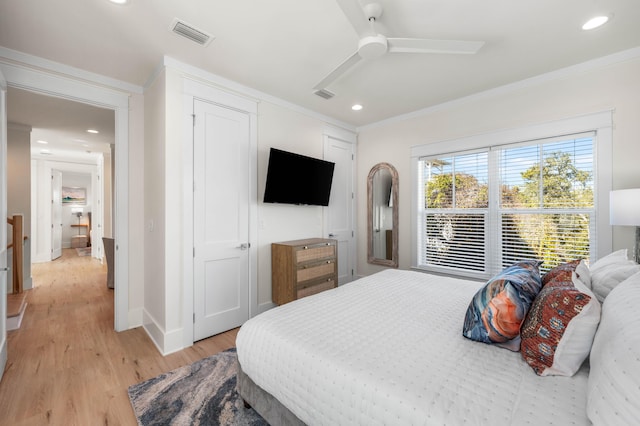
[462,260,543,351]
[587,271,640,424]
[542,259,581,287]
[590,249,640,302]
[521,273,600,376]
[575,259,591,289]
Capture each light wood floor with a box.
[0,248,238,425]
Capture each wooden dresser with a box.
[272,238,338,305]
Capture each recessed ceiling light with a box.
[108,0,129,4]
[352,104,363,111]
[582,16,609,30]
[37,140,48,144]
[87,129,99,134]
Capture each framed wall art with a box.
[62,186,86,205]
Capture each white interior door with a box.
[51,169,62,259]
[0,68,8,382]
[324,136,356,284]
[91,157,104,259]
[193,99,250,341]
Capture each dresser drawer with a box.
[297,278,336,299]
[272,238,338,305]
[297,260,336,283]
[295,244,335,264]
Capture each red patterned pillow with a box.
[521,274,601,376]
[542,260,581,287]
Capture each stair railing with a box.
[6,214,25,294]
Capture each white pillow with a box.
[587,271,640,424]
[575,259,591,289]
[590,249,640,302]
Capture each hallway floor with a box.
[0,248,237,425]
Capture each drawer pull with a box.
[303,246,308,250]
[301,260,333,268]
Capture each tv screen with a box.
[263,148,335,206]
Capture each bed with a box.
[236,257,640,425]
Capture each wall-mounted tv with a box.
[263,148,335,206]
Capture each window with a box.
[499,137,594,271]
[415,132,600,278]
[420,151,489,273]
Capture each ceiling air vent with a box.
[169,18,214,47]
[314,89,335,100]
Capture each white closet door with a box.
[51,170,62,260]
[192,99,250,341]
[324,136,356,285]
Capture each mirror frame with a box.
[367,162,399,267]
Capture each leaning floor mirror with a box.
[367,162,399,267]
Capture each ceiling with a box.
[1,0,639,135]
[7,87,114,161]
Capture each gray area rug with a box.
[128,348,267,426]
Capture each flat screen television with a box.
[263,148,335,206]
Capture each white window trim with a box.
[411,110,613,272]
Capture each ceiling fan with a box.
[313,0,485,97]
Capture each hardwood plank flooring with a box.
[0,248,238,425]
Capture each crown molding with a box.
[0,46,143,95]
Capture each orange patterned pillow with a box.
[541,260,581,287]
[521,274,600,376]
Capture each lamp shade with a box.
[610,189,640,226]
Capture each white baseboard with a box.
[7,303,27,331]
[141,309,185,356]
[0,336,6,383]
[128,307,143,328]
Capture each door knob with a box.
[236,243,250,250]
[328,233,336,237]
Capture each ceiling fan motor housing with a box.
[358,34,388,59]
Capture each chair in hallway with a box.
[103,237,115,289]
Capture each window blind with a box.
[418,133,595,277]
[420,151,489,275]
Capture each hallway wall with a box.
[7,122,32,291]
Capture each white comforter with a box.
[237,269,589,425]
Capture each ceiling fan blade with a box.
[335,0,372,37]
[387,38,485,55]
[313,51,362,91]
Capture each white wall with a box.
[163,68,184,342]
[7,122,32,290]
[356,54,640,276]
[142,69,167,348]
[103,151,113,239]
[256,102,328,307]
